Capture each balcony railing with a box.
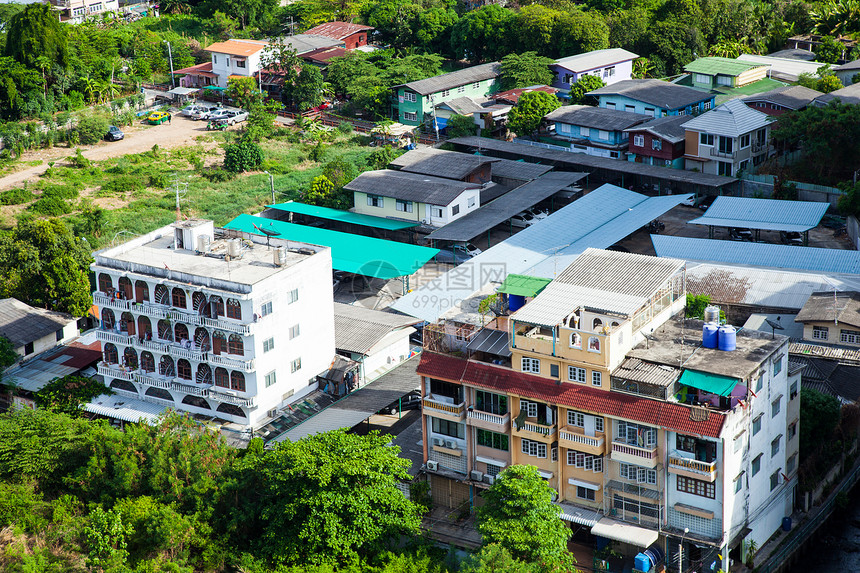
[611,441,658,467]
[171,381,211,397]
[93,292,133,312]
[669,455,718,480]
[97,329,133,346]
[168,345,207,362]
[132,337,169,353]
[136,302,169,319]
[168,309,203,326]
[209,353,255,371]
[99,362,135,382]
[520,421,557,437]
[201,316,251,335]
[752,140,767,153]
[422,397,465,416]
[209,390,255,407]
[560,428,605,449]
[142,395,175,408]
[135,371,172,390]
[467,409,509,426]
[709,147,737,159]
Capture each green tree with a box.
[446,113,477,138]
[246,429,422,566]
[304,175,336,206]
[83,506,132,572]
[815,35,844,64]
[685,293,726,321]
[800,388,841,458]
[507,90,560,137]
[477,465,571,564]
[500,52,555,90]
[838,181,860,218]
[0,218,93,316]
[0,56,42,120]
[34,375,109,417]
[367,144,399,169]
[460,543,538,573]
[567,74,605,105]
[75,112,110,144]
[288,64,325,111]
[450,5,514,62]
[226,75,263,112]
[224,141,264,172]
[816,74,844,93]
[3,3,68,70]
[553,8,610,57]
[0,336,18,382]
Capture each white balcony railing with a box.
[168,308,204,326]
[98,362,135,382]
[135,371,172,390]
[93,292,133,312]
[168,345,207,362]
[132,337,169,353]
[136,301,169,319]
[201,316,251,335]
[521,421,557,437]
[560,429,605,449]
[97,329,133,346]
[141,395,175,408]
[612,441,658,461]
[669,455,718,476]
[171,381,211,397]
[209,390,255,407]
[209,353,255,371]
[467,409,508,426]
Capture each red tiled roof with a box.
[417,352,726,438]
[492,85,558,105]
[302,46,349,64]
[174,62,213,75]
[304,21,373,40]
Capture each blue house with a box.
[543,105,651,159]
[586,79,716,118]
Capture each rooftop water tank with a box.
[704,305,721,324]
[508,294,525,312]
[634,553,651,573]
[718,325,737,351]
[703,323,719,349]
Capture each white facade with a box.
[91,220,335,428]
[207,40,269,88]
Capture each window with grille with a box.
[592,371,602,387]
[840,329,860,344]
[215,368,229,387]
[595,417,604,432]
[521,357,540,373]
[567,451,603,472]
[177,359,192,380]
[486,463,502,477]
[677,475,715,498]
[521,439,547,458]
[633,134,644,147]
[577,487,595,501]
[521,400,538,417]
[230,372,245,391]
[619,463,656,484]
[403,91,417,102]
[367,194,384,208]
[403,112,417,121]
[172,288,187,308]
[396,199,413,213]
[569,366,586,383]
[617,421,656,447]
[226,298,242,319]
[568,411,585,427]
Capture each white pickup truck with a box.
[210,109,249,125]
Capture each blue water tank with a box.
[508,294,525,312]
[718,325,737,351]
[782,516,792,531]
[634,552,651,572]
[702,323,719,349]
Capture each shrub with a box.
[337,121,354,134]
[70,148,91,169]
[30,196,73,216]
[40,183,80,201]
[0,188,35,205]
[147,173,169,188]
[223,141,264,173]
[75,114,111,145]
[203,168,236,182]
[101,175,144,195]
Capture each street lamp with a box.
[678,527,690,573]
[164,40,175,90]
[264,171,275,204]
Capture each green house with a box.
[392,62,502,127]
[684,57,769,90]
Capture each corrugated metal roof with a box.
[743,313,804,340]
[624,115,689,142]
[334,303,419,355]
[554,49,639,72]
[392,185,690,323]
[743,85,823,109]
[486,157,553,182]
[344,169,480,206]
[84,393,166,424]
[557,503,602,526]
[267,202,418,230]
[545,105,651,131]
[737,54,827,81]
[587,79,714,110]
[680,99,773,138]
[466,328,512,357]
[303,21,373,40]
[795,291,860,324]
[814,82,860,106]
[687,196,829,233]
[614,358,679,387]
[835,58,860,72]
[652,235,860,274]
[396,62,501,96]
[389,148,499,180]
[0,298,74,348]
[684,57,766,76]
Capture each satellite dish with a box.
[765,318,784,330]
[253,223,281,237]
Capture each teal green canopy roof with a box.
[496,274,552,297]
[268,202,419,231]
[225,214,438,280]
[679,369,740,397]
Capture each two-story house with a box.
[684,57,769,90]
[550,48,639,93]
[344,170,482,227]
[416,248,797,573]
[393,62,502,126]
[205,39,269,88]
[743,85,823,116]
[681,99,773,177]
[794,291,860,347]
[544,105,651,159]
[303,21,374,49]
[623,115,689,168]
[586,79,716,118]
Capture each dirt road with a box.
[0,115,218,192]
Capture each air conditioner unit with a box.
[432,438,443,447]
[445,439,456,450]
[267,409,278,418]
[426,460,439,471]
[470,470,483,482]
[225,391,237,396]
[484,475,495,485]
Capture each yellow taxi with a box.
[146,111,171,125]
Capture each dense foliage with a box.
[507,90,560,137]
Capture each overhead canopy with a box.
[496,274,552,297]
[167,87,199,96]
[591,517,659,548]
[689,196,829,233]
[426,172,588,242]
[556,503,602,526]
[679,369,740,397]
[204,86,227,91]
[224,214,438,280]
[267,202,419,231]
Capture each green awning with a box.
[224,214,438,280]
[679,370,740,397]
[497,274,552,298]
[204,86,227,91]
[267,202,419,231]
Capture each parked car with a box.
[510,211,539,228]
[780,231,803,246]
[698,196,717,211]
[377,391,421,415]
[145,111,170,125]
[105,125,124,141]
[212,109,249,125]
[464,242,482,257]
[728,227,752,241]
[435,244,477,264]
[181,104,209,117]
[526,207,549,220]
[190,105,220,120]
[681,195,696,206]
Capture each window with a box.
[693,73,710,84]
[396,199,413,213]
[24,342,34,356]
[592,371,602,387]
[452,205,460,216]
[738,159,749,173]
[580,127,590,137]
[213,55,218,64]
[569,366,586,383]
[595,416,604,432]
[790,381,798,400]
[289,324,300,339]
[521,439,547,458]
[756,374,764,392]
[225,57,231,68]
[771,435,781,457]
[604,102,616,110]
[645,107,656,117]
[569,411,585,427]
[260,301,273,317]
[552,447,558,462]
[718,136,733,154]
[677,476,716,498]
[477,429,509,451]
[178,359,192,380]
[633,134,645,147]
[367,194,384,208]
[717,161,733,177]
[577,486,596,501]
[840,329,860,344]
[486,463,502,477]
[716,74,732,86]
[752,454,762,476]
[467,196,476,208]
[473,81,481,89]
[813,326,829,340]
[619,463,657,484]
[90,2,102,11]
[432,417,465,439]
[700,133,714,146]
[734,472,744,493]
[265,371,277,387]
[651,139,662,151]
[770,470,780,491]
[521,400,538,418]
[734,432,744,453]
[403,112,417,121]
[625,104,636,113]
[570,333,581,348]
[522,357,540,373]
[431,207,443,218]
[288,289,299,304]
[457,85,465,93]
[606,66,616,77]
[740,134,751,148]
[403,91,417,103]
[772,397,781,417]
[588,337,600,352]
[226,298,242,319]
[753,414,762,435]
[291,358,302,373]
[215,368,229,388]
[73,6,85,15]
[788,420,797,440]
[567,451,603,472]
[787,454,797,474]
[704,101,712,110]
[236,59,246,68]
[550,364,559,378]
[617,421,656,448]
[56,329,65,342]
[172,288,187,309]
[263,337,275,352]
[773,354,783,375]
[598,130,609,140]
[476,390,508,415]
[230,371,246,391]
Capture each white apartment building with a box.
[91,219,335,428]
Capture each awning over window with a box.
[591,517,659,548]
[679,369,741,397]
[556,503,602,527]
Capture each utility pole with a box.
[164,40,175,89]
[172,179,188,222]
[264,171,275,203]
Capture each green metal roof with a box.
[267,202,419,231]
[679,369,740,397]
[684,57,766,77]
[496,274,552,297]
[224,214,438,280]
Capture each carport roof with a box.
[688,196,829,233]
[267,201,418,230]
[425,172,587,242]
[224,214,438,279]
